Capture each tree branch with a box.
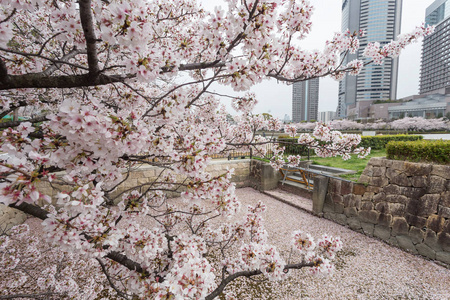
[205,262,314,300]
[0,73,134,90]
[78,0,100,75]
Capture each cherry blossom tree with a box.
[0,0,432,298]
[390,117,450,132]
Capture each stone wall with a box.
[1,159,252,231]
[249,160,282,191]
[322,157,450,265]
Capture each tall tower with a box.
[292,78,320,123]
[337,0,402,119]
[420,0,450,94]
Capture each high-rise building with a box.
[318,111,336,123]
[420,0,450,94]
[337,0,402,118]
[292,78,319,123]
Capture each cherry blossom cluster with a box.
[0,221,111,299]
[0,0,434,298]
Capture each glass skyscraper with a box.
[292,78,319,123]
[337,0,402,118]
[420,0,450,94]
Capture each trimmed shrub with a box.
[359,135,423,150]
[386,140,450,164]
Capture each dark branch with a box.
[79,0,100,75]
[205,262,314,300]
[0,73,134,90]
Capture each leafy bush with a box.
[386,140,450,164]
[359,135,423,150]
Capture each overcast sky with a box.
[199,0,435,119]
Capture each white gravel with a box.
[226,187,450,300]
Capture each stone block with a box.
[334,202,345,214]
[343,194,361,209]
[396,235,418,254]
[383,184,401,195]
[404,162,432,177]
[332,194,343,204]
[334,214,347,226]
[392,217,409,236]
[375,202,389,214]
[411,176,427,188]
[431,165,450,179]
[329,179,341,194]
[143,170,156,178]
[353,184,366,196]
[361,222,375,236]
[427,176,446,194]
[359,210,380,224]
[137,177,150,185]
[386,194,408,205]
[386,168,401,182]
[374,225,391,240]
[444,220,450,234]
[344,207,358,218]
[405,214,427,229]
[436,252,450,265]
[388,203,405,216]
[441,191,450,207]
[416,243,436,260]
[362,192,375,201]
[370,177,389,187]
[406,195,440,217]
[366,186,382,193]
[341,181,353,195]
[362,165,374,177]
[425,229,442,252]
[358,174,370,185]
[360,201,373,211]
[0,205,27,232]
[323,212,337,221]
[393,173,411,187]
[347,217,362,231]
[400,187,426,199]
[409,226,425,244]
[388,237,399,247]
[426,214,445,233]
[373,192,386,203]
[373,166,386,177]
[437,232,450,252]
[385,159,405,170]
[378,213,392,227]
[369,157,385,167]
[323,203,334,214]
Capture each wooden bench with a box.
[279,165,315,188]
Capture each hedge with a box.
[359,135,423,150]
[386,140,450,164]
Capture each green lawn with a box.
[310,149,387,181]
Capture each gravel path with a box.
[228,187,450,300]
